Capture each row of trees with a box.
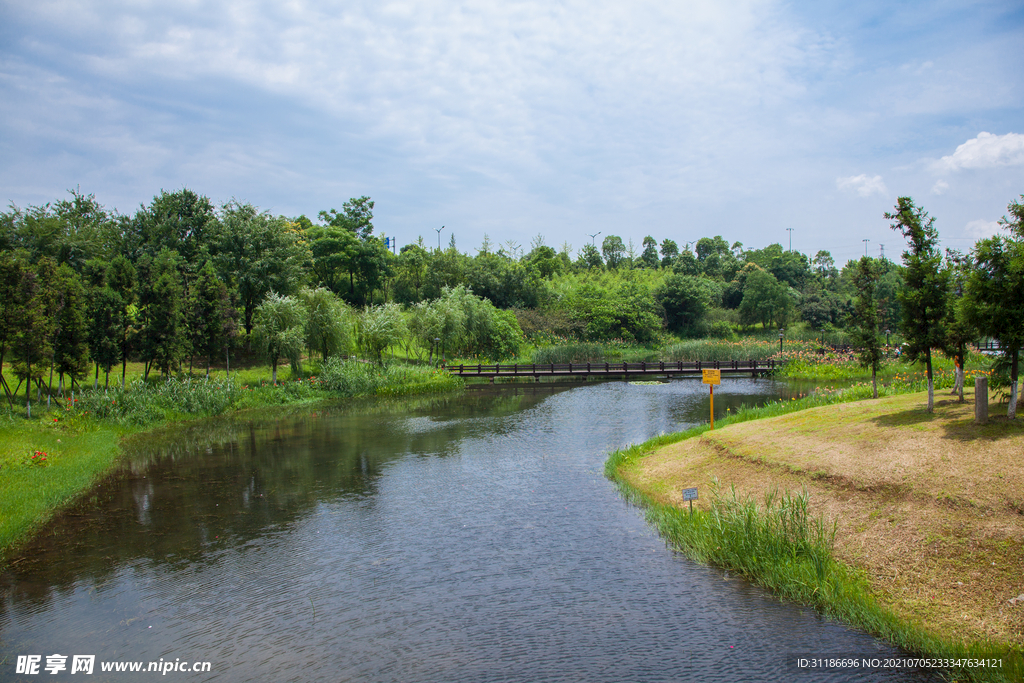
[848,196,1023,417]
[2,187,1020,417]
[1,188,886,343]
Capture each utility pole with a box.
[786,228,793,252]
[587,232,601,246]
[863,238,869,256]
[436,225,445,250]
[879,244,885,260]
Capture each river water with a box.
[1,378,938,682]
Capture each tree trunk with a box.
[272,358,278,385]
[94,362,99,390]
[122,355,128,388]
[925,352,934,413]
[1009,347,1019,420]
[872,366,878,399]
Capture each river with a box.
[1,378,938,681]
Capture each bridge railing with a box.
[447,359,776,375]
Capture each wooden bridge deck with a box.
[446,359,779,380]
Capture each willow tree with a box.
[887,197,947,413]
[252,292,306,384]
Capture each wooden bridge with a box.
[446,359,780,381]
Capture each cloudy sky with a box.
[2,0,1022,264]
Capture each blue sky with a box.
[1,0,1022,265]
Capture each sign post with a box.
[702,369,721,429]
[682,487,698,515]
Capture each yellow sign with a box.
[702,369,721,385]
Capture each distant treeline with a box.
[1,189,1022,410]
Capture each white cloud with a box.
[932,132,1024,172]
[964,219,1003,239]
[836,174,886,197]
[931,179,948,195]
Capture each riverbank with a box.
[608,387,1023,681]
[0,362,462,565]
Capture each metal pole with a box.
[863,239,869,256]
[709,384,714,430]
[786,228,793,252]
[436,225,445,250]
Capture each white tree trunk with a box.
[1010,379,1019,420]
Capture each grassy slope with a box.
[611,389,1023,681]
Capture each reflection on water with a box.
[1,379,937,682]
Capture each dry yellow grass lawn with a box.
[622,388,1024,647]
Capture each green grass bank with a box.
[606,384,1023,683]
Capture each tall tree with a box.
[0,252,29,405]
[601,235,626,269]
[851,257,883,398]
[215,202,307,335]
[887,197,948,413]
[11,258,56,408]
[106,255,137,387]
[187,260,238,377]
[639,236,660,269]
[944,250,977,403]
[137,249,186,378]
[51,264,91,392]
[962,195,1024,418]
[87,286,123,389]
[659,239,679,269]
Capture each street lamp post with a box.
[885,328,891,347]
[779,329,785,353]
[587,232,601,246]
[436,225,445,250]
[433,337,440,365]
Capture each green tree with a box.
[657,274,711,333]
[318,196,375,239]
[10,258,56,408]
[252,292,307,384]
[601,235,626,269]
[739,268,791,329]
[0,252,30,405]
[962,195,1024,418]
[188,260,238,377]
[851,257,883,398]
[106,255,137,387]
[575,243,603,270]
[887,197,948,413]
[137,249,186,379]
[639,236,660,269]
[358,303,407,363]
[135,189,218,274]
[299,287,351,361]
[87,285,123,389]
[215,201,307,335]
[660,239,679,269]
[51,264,90,392]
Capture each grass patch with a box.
[607,389,1023,682]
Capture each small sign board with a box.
[702,369,721,385]
[682,487,699,501]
